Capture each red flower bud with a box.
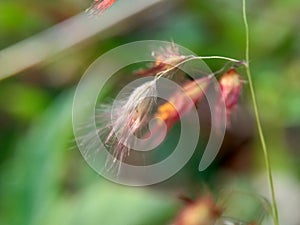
[217,68,243,127]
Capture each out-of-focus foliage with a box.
[0,0,300,225]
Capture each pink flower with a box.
[155,76,211,129]
[217,68,243,127]
[87,0,116,15]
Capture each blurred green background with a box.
[0,0,300,225]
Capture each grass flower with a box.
[96,75,211,172]
[87,42,243,174]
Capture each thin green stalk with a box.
[156,55,240,79]
[242,1,279,224]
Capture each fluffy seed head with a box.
[104,80,157,168]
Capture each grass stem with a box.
[242,1,279,224]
